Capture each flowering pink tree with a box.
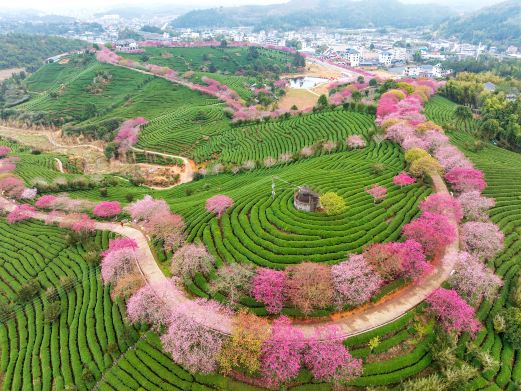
[171,243,215,278]
[0,146,11,158]
[346,135,366,149]
[144,212,185,251]
[461,221,504,260]
[126,280,173,328]
[445,168,487,193]
[0,176,25,198]
[261,316,306,386]
[7,204,35,224]
[448,251,502,304]
[93,201,122,218]
[331,254,382,307]
[20,188,37,200]
[419,193,463,222]
[0,159,16,173]
[303,325,363,382]
[393,172,416,187]
[365,184,387,203]
[68,214,96,233]
[114,117,148,153]
[100,241,137,284]
[104,238,138,253]
[388,239,432,280]
[35,195,58,209]
[127,195,170,222]
[251,268,288,314]
[161,299,228,374]
[457,191,496,221]
[426,288,481,336]
[205,195,234,218]
[402,212,456,258]
[434,145,472,171]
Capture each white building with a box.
[378,51,393,66]
[345,48,361,67]
[392,47,408,61]
[114,39,139,53]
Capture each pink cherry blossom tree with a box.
[303,325,363,383]
[402,212,456,258]
[126,195,170,222]
[205,195,234,218]
[457,191,496,221]
[20,188,37,200]
[103,238,138,254]
[100,245,137,284]
[331,254,382,307]
[126,280,174,328]
[393,172,416,187]
[0,176,25,198]
[0,146,11,158]
[460,221,504,260]
[251,268,288,314]
[7,204,35,224]
[144,212,185,251]
[365,184,387,203]
[35,194,58,209]
[346,135,366,149]
[419,193,463,222]
[93,201,122,218]
[0,160,16,173]
[161,299,228,374]
[448,251,502,304]
[388,239,432,280]
[445,168,487,193]
[261,316,306,386]
[426,288,481,336]
[171,243,215,279]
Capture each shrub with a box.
[46,286,60,302]
[501,307,521,346]
[60,276,75,292]
[320,192,347,215]
[17,279,40,303]
[44,302,62,322]
[370,163,385,175]
[0,302,14,321]
[99,187,108,197]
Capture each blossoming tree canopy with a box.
[457,191,496,221]
[426,288,481,336]
[461,221,504,260]
[444,167,487,193]
[402,212,456,258]
[304,325,363,382]
[393,172,416,187]
[205,194,234,217]
[0,146,11,158]
[127,195,170,222]
[419,193,463,222]
[261,316,305,385]
[365,184,387,203]
[7,204,36,224]
[93,201,122,217]
[346,135,366,149]
[251,268,288,314]
[171,243,215,279]
[331,254,382,306]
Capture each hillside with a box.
[0,33,86,72]
[171,0,452,30]
[442,0,521,48]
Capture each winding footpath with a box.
[0,171,458,339]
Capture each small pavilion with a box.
[294,187,320,212]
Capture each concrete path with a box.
[0,170,458,339]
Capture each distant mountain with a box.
[171,0,452,30]
[442,0,521,48]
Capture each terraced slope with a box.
[425,94,477,133]
[0,218,141,391]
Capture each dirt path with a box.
[0,170,458,339]
[54,158,64,173]
[130,147,195,185]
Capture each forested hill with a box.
[0,34,86,72]
[441,0,521,48]
[171,0,452,30]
